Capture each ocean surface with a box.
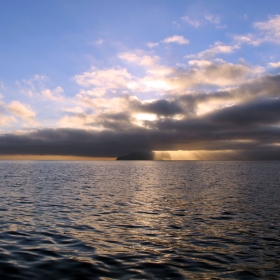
[0,161,279,279]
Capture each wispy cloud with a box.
[146,42,159,48]
[186,42,239,59]
[205,14,226,28]
[0,115,16,127]
[162,35,189,45]
[205,14,220,24]
[74,67,135,89]
[254,14,280,44]
[94,38,104,45]
[233,14,280,46]
[268,61,280,68]
[7,101,36,124]
[17,75,48,97]
[233,34,262,46]
[119,51,160,68]
[42,87,64,102]
[181,16,201,28]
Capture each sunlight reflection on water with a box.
[0,161,279,279]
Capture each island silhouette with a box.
[116,151,171,160]
[116,151,155,160]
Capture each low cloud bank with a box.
[1,73,280,160]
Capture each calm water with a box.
[0,161,279,279]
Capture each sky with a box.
[1,0,280,160]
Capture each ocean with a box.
[0,161,279,279]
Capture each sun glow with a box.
[153,150,238,160]
[134,113,158,121]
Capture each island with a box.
[116,152,155,160]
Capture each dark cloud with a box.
[1,116,280,160]
[208,98,280,126]
[133,99,183,116]
[1,74,280,160]
[94,112,133,130]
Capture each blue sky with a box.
[1,0,280,159]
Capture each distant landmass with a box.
[116,152,155,160]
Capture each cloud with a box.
[17,74,48,97]
[0,95,34,128]
[73,52,256,104]
[42,86,64,101]
[116,58,254,95]
[143,60,253,92]
[1,73,280,159]
[172,21,181,29]
[61,106,85,114]
[186,42,239,59]
[172,73,280,113]
[119,51,160,68]
[7,101,36,123]
[181,16,201,28]
[268,61,280,68]
[76,95,127,110]
[233,15,280,46]
[74,66,135,89]
[94,59,256,95]
[1,13,280,160]
[205,98,280,126]
[15,75,67,107]
[205,14,226,28]
[254,14,280,44]
[205,14,220,24]
[0,114,16,127]
[58,97,132,130]
[181,14,225,29]
[233,34,262,46]
[132,99,184,117]
[162,35,189,45]
[59,58,268,133]
[0,128,154,158]
[59,113,97,129]
[94,38,104,45]
[146,42,159,48]
[77,88,107,98]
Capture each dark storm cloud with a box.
[94,112,133,130]
[149,97,280,142]
[208,98,280,126]
[0,124,279,159]
[0,128,156,157]
[133,99,183,116]
[235,74,280,98]
[1,73,280,160]
[1,123,279,160]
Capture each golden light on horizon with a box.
[0,155,116,161]
[153,150,238,160]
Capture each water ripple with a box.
[0,161,279,279]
